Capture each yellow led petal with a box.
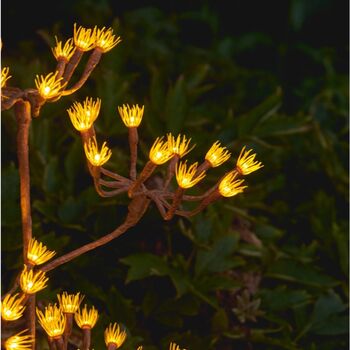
[205,141,231,167]
[73,23,96,51]
[20,266,48,294]
[57,292,84,313]
[75,304,98,329]
[34,71,66,99]
[167,133,195,158]
[137,347,143,350]
[4,330,33,350]
[175,161,206,189]
[1,293,26,321]
[1,67,11,88]
[218,171,247,197]
[104,323,127,348]
[149,137,173,165]
[36,304,66,338]
[169,343,182,350]
[117,104,144,127]
[236,146,264,175]
[52,37,76,61]
[84,136,112,167]
[67,97,101,131]
[27,238,56,266]
[95,27,121,53]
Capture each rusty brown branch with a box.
[128,161,157,198]
[128,127,138,180]
[165,187,184,220]
[81,328,91,350]
[62,48,84,83]
[163,155,179,190]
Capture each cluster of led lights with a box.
[66,96,263,200]
[1,21,264,350]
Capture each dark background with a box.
[2,1,348,349]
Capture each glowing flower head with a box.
[67,97,101,131]
[52,37,75,61]
[84,136,112,167]
[149,137,173,165]
[218,171,247,197]
[20,266,48,294]
[27,238,56,266]
[75,304,98,329]
[1,293,26,321]
[169,343,183,350]
[104,323,127,348]
[95,26,121,53]
[34,71,66,99]
[36,304,66,338]
[57,292,84,313]
[167,133,195,158]
[137,347,143,350]
[73,23,96,51]
[205,141,231,167]
[1,67,11,88]
[118,104,144,127]
[176,161,206,189]
[236,146,263,175]
[4,330,33,350]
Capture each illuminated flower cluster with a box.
[75,304,98,329]
[67,97,101,131]
[57,292,84,314]
[205,141,231,167]
[167,133,194,158]
[149,137,173,165]
[104,323,127,348]
[84,137,112,167]
[20,266,48,294]
[236,146,263,175]
[176,161,206,189]
[27,238,56,266]
[4,330,33,350]
[95,27,121,53]
[118,104,144,127]
[1,67,11,88]
[34,71,66,99]
[52,37,75,61]
[36,304,66,338]
[1,293,26,321]
[218,171,247,197]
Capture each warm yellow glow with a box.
[75,304,98,329]
[1,67,11,88]
[104,323,127,348]
[4,330,33,350]
[167,133,195,158]
[118,104,144,127]
[205,141,231,167]
[176,161,206,189]
[73,23,96,51]
[95,27,121,53]
[27,238,56,265]
[236,146,263,175]
[1,293,26,321]
[57,292,84,313]
[149,137,173,165]
[34,71,66,99]
[218,171,247,197]
[67,97,101,131]
[137,347,143,350]
[52,37,76,61]
[36,304,66,338]
[84,136,112,167]
[20,266,48,294]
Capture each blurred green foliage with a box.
[2,1,348,349]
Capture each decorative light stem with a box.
[128,127,138,180]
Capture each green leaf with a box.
[195,235,239,276]
[267,259,339,288]
[120,253,169,283]
[165,75,187,133]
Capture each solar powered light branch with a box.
[1,22,263,350]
